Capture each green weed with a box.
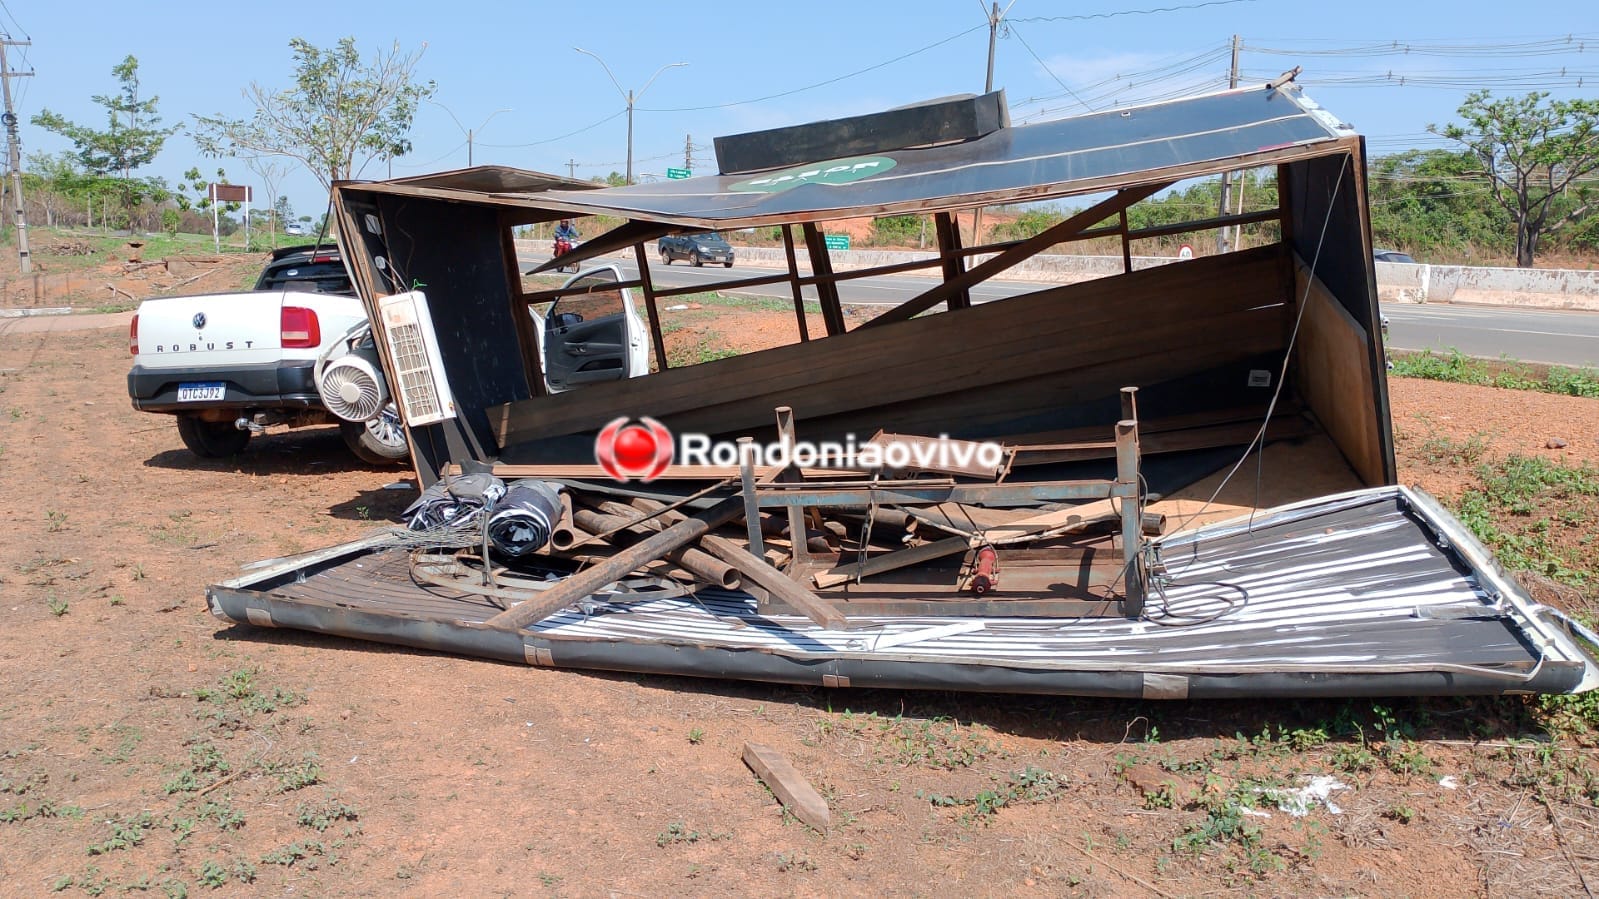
[87,811,154,854]
[261,840,326,867]
[918,766,1069,825]
[271,756,322,793]
[296,797,359,832]
[656,821,730,847]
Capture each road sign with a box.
[1177,244,1194,259]
[666,167,692,180]
[208,183,252,203]
[824,234,851,251]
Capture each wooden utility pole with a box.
[973,2,1013,248]
[1216,34,1241,255]
[1,35,34,274]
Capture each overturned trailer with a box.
[209,84,1599,698]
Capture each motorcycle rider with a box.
[553,218,579,244]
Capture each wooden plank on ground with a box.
[743,742,830,830]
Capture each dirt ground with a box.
[2,245,1599,897]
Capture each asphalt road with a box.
[530,253,1599,369]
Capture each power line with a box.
[1244,35,1598,58]
[1006,23,1095,112]
[476,108,627,149]
[636,23,987,113]
[0,4,27,40]
[1012,0,1258,23]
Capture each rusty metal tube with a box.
[571,506,740,590]
[486,495,746,630]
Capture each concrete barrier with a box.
[513,239,1599,312]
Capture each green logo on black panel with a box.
[729,155,897,193]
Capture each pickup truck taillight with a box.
[129,314,139,355]
[281,307,321,348]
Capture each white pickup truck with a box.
[126,244,409,463]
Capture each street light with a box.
[574,48,686,185]
[428,100,512,167]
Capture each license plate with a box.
[177,382,225,402]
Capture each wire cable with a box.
[1158,153,1351,539]
[1012,0,1257,23]
[1007,23,1096,113]
[637,24,987,113]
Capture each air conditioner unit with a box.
[376,290,456,425]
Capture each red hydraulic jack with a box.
[968,545,1000,595]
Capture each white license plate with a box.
[177,382,226,402]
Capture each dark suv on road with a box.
[658,231,735,267]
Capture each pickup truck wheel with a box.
[340,404,409,464]
[660,249,672,265]
[691,251,704,267]
[176,414,251,458]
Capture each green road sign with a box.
[666,168,692,179]
[824,234,851,251]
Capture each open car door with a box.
[539,265,648,393]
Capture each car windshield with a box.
[693,233,728,244]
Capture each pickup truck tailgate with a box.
[135,292,286,368]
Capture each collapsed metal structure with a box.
[207,84,1599,698]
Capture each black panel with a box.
[371,196,531,464]
[714,91,1009,175]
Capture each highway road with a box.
[524,252,1599,369]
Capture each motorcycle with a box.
[552,235,579,273]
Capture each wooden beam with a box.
[1118,208,1133,274]
[861,182,1170,330]
[632,242,671,372]
[501,220,547,398]
[743,742,830,830]
[801,222,847,336]
[1127,207,1280,242]
[934,212,970,310]
[781,225,810,342]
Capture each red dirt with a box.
[2,248,1597,896]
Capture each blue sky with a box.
[5,0,1597,219]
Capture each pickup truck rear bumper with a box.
[128,361,323,414]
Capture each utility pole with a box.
[567,158,577,179]
[574,49,686,186]
[976,2,1014,248]
[684,133,693,172]
[1,35,34,274]
[1216,34,1241,256]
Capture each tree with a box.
[31,55,178,217]
[24,151,91,227]
[246,156,290,239]
[192,37,434,194]
[1432,90,1599,267]
[1368,149,1507,259]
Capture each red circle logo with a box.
[594,416,675,482]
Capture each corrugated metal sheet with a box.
[208,488,1599,695]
